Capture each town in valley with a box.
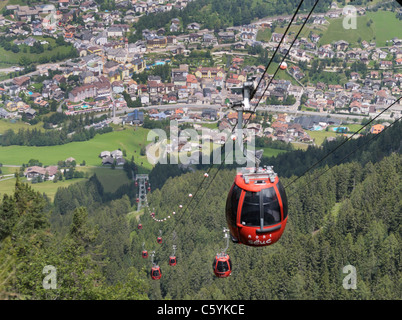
[0,0,401,192]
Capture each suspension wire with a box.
[284,95,402,189]
[250,0,307,101]
[250,0,319,115]
[155,0,320,261]
[143,0,402,270]
[152,2,401,265]
[177,0,320,217]
[151,0,311,228]
[285,115,401,201]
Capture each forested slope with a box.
[0,133,401,299]
[135,153,401,299]
[2,153,399,299]
[129,0,333,42]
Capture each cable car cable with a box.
[284,95,402,189]
[146,0,319,260]
[285,115,401,200]
[250,0,308,101]
[150,0,314,231]
[172,0,320,228]
[250,0,320,117]
[154,0,320,255]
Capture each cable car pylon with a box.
[136,174,149,211]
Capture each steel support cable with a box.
[148,0,321,263]
[151,0,313,229]
[250,0,308,101]
[156,0,321,261]
[284,95,402,189]
[284,115,401,202]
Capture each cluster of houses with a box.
[1,0,402,124]
[99,149,126,166]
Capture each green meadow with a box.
[0,119,45,134]
[0,36,75,67]
[0,127,153,170]
[307,129,338,146]
[0,176,87,201]
[262,147,288,158]
[319,11,402,47]
[0,167,132,200]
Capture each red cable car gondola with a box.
[157,230,162,244]
[141,243,148,258]
[151,266,162,280]
[169,256,177,266]
[225,166,288,247]
[138,223,142,230]
[212,253,232,278]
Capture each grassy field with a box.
[0,175,87,200]
[76,166,132,193]
[0,36,74,67]
[318,16,374,46]
[318,10,402,47]
[291,142,309,150]
[0,119,45,134]
[307,129,338,145]
[0,166,133,200]
[256,28,272,42]
[365,11,402,47]
[0,127,153,171]
[262,147,288,158]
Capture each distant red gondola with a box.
[169,256,177,266]
[151,266,162,280]
[142,250,148,258]
[212,253,232,278]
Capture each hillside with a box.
[133,153,401,299]
[1,143,400,299]
[130,0,334,39]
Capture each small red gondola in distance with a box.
[157,236,162,244]
[151,266,162,280]
[138,223,142,230]
[212,253,232,278]
[142,250,148,258]
[169,256,177,266]
[225,167,288,247]
[279,61,287,70]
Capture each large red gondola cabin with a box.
[212,253,232,278]
[225,167,288,247]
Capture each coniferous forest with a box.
[0,120,401,301]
